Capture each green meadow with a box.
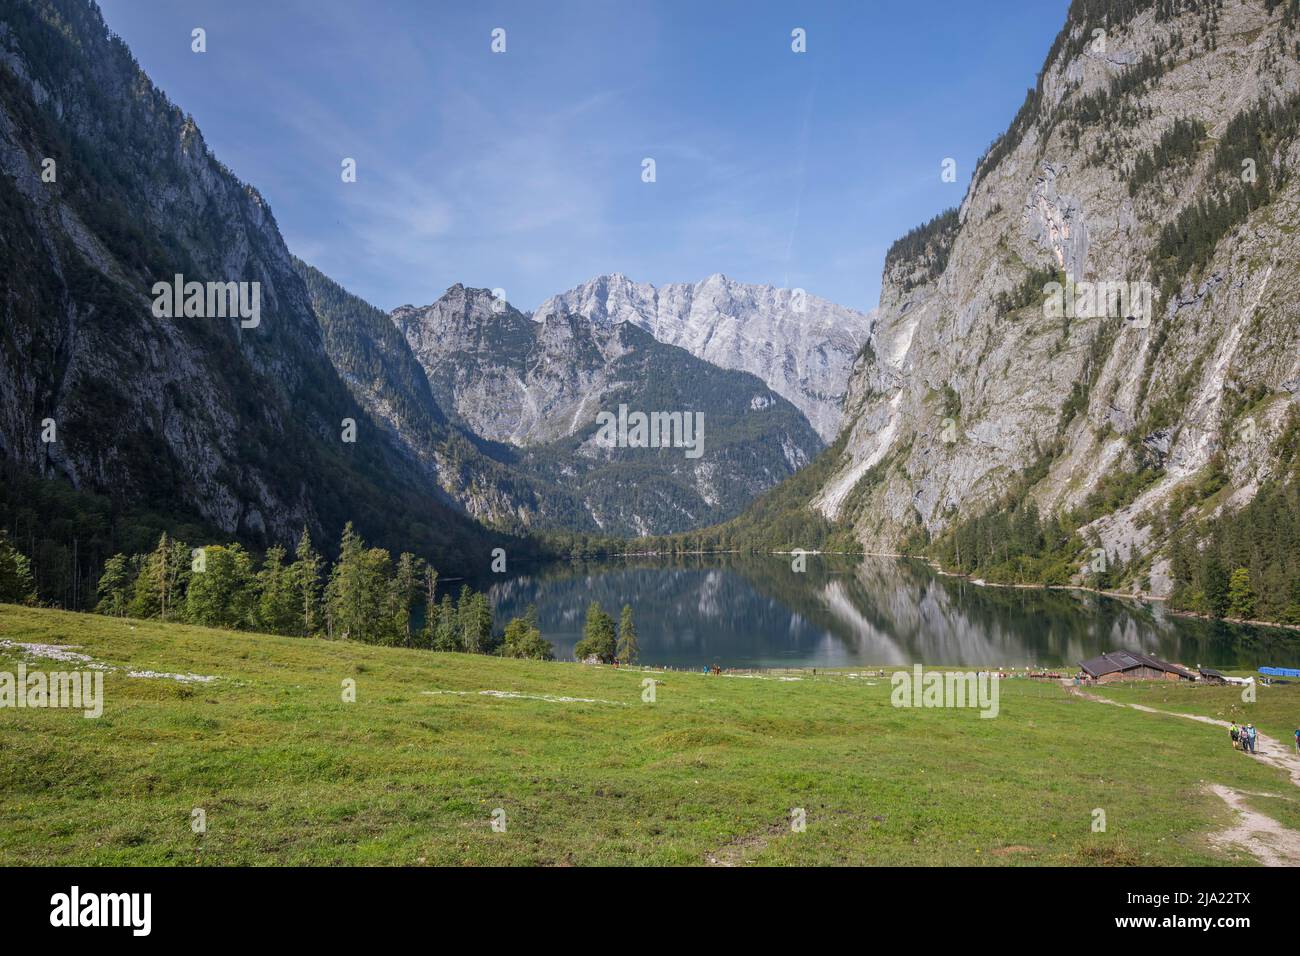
[1099,678,1300,749]
[1,604,1297,866]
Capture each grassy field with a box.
[1093,678,1300,836]
[1,603,1298,866]
[1099,679,1300,750]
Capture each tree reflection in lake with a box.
[482,554,1300,669]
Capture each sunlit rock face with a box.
[808,3,1300,595]
[392,285,823,535]
[537,273,875,443]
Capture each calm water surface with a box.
[482,554,1300,669]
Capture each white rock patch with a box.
[0,640,109,669]
[423,689,627,706]
[0,640,219,683]
[127,670,218,684]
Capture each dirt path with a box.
[1065,683,1300,865]
[1065,683,1300,786]
[1204,784,1300,866]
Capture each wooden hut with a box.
[1077,651,1195,683]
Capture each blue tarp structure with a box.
[1259,666,1300,678]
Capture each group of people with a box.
[1228,723,1300,756]
[1230,722,1259,753]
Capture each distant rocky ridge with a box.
[388,284,823,536]
[535,273,874,442]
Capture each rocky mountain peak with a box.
[535,273,873,441]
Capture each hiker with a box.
[1245,724,1257,754]
[1294,727,1299,755]
[1230,722,1240,750]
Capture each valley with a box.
[1,0,1300,887]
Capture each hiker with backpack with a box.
[1244,724,1258,754]
[1230,722,1240,750]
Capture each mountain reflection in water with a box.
[482,554,1300,669]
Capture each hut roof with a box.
[1079,651,1194,680]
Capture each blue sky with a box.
[99,0,1069,313]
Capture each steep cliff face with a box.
[394,286,608,447]
[0,0,502,564]
[535,273,874,442]
[297,262,601,535]
[812,0,1300,594]
[395,286,824,536]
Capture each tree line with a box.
[87,522,559,659]
[921,410,1300,627]
[1165,416,1300,624]
[0,517,658,662]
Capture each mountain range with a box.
[0,0,865,550]
[307,271,824,536]
[5,0,1299,618]
[536,273,873,442]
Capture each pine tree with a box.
[433,593,459,651]
[616,604,639,664]
[325,523,390,643]
[130,533,189,620]
[0,530,35,604]
[1227,567,1256,620]
[574,601,616,663]
[256,545,299,635]
[94,553,134,616]
[457,586,492,653]
[160,534,190,620]
[291,528,322,636]
[389,552,421,646]
[419,565,439,650]
[1203,555,1231,618]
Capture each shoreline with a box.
[887,552,1300,635]
[545,548,1300,634]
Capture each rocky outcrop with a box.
[393,286,824,535]
[536,273,873,442]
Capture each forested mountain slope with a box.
[0,0,508,572]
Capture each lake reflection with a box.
[483,554,1300,669]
